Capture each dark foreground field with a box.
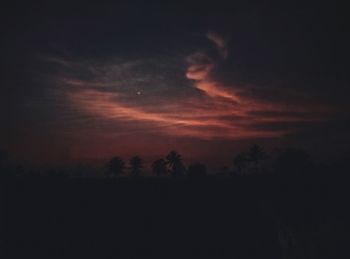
[1,175,348,258]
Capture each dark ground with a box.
[1,174,348,258]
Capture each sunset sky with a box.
[1,1,349,166]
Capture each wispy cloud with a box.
[46,32,329,141]
[206,31,229,59]
[185,33,241,103]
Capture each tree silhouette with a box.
[233,152,248,175]
[166,151,185,177]
[151,159,167,176]
[247,144,266,173]
[129,156,142,176]
[187,163,207,178]
[108,156,125,176]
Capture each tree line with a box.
[107,144,313,178]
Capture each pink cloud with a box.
[185,32,242,103]
[56,32,329,142]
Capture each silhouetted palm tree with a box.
[233,152,248,175]
[166,151,185,177]
[151,159,167,176]
[129,156,142,176]
[108,156,125,176]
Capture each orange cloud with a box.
[186,64,214,80]
[195,81,241,103]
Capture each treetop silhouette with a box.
[166,151,186,177]
[129,156,143,176]
[108,156,125,176]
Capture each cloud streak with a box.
[67,88,293,139]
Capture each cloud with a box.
[185,63,214,81]
[46,32,330,142]
[185,32,243,103]
[207,31,229,59]
[66,89,262,139]
[195,81,241,103]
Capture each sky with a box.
[1,1,349,166]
